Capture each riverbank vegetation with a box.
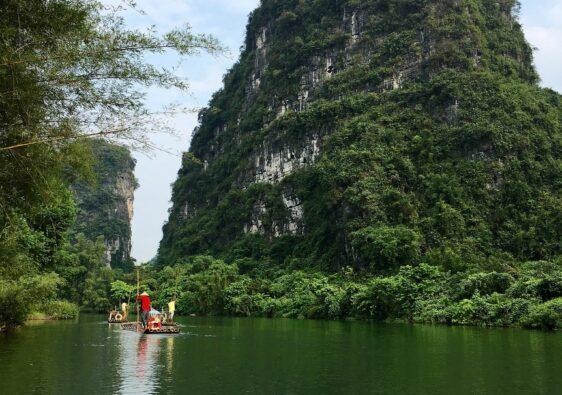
[110,255,559,330]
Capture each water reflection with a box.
[166,336,175,375]
[117,331,166,394]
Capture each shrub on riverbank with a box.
[521,299,562,330]
[0,282,31,329]
[143,256,562,330]
[0,274,61,328]
[0,275,79,329]
[39,301,79,320]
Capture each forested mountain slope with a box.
[159,0,561,272]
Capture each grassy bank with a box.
[28,301,79,321]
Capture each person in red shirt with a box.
[136,291,151,328]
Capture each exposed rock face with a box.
[158,0,560,269]
[254,134,321,183]
[102,170,136,265]
[282,193,304,235]
[72,140,137,269]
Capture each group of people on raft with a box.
[136,292,176,330]
[108,291,176,329]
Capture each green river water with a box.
[1,315,561,394]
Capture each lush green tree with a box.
[0,282,31,329]
[110,280,135,303]
[54,235,106,304]
[82,267,115,312]
[351,226,422,271]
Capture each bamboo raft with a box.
[121,322,180,334]
[119,270,181,334]
[108,318,126,324]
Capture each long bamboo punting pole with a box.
[126,290,132,321]
[136,269,140,326]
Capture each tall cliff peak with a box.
[72,140,138,270]
[159,0,561,271]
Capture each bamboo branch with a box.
[0,128,129,151]
[0,44,195,68]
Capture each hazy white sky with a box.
[116,0,562,262]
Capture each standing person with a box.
[121,301,128,321]
[168,299,176,323]
[136,292,151,328]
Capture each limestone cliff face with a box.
[159,0,560,269]
[100,169,136,265]
[72,140,137,269]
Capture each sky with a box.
[109,0,562,262]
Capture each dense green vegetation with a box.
[124,255,562,330]
[155,0,561,329]
[0,0,219,330]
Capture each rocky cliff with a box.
[72,140,137,269]
[159,0,561,271]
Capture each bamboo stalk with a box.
[126,290,132,321]
[136,269,140,326]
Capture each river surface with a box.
[1,315,561,394]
